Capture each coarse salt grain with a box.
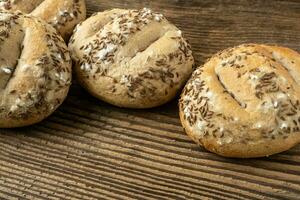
[154,14,163,22]
[206,91,214,99]
[183,96,192,101]
[184,107,191,118]
[254,123,262,129]
[276,92,287,100]
[56,53,62,59]
[176,30,182,37]
[197,120,207,131]
[10,105,18,112]
[280,122,288,129]
[84,45,92,53]
[96,44,116,60]
[249,74,258,80]
[222,136,233,144]
[81,63,91,71]
[120,75,131,86]
[2,67,12,74]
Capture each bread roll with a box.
[69,8,194,108]
[0,0,86,40]
[0,11,72,128]
[179,44,300,158]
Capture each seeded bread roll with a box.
[179,44,300,158]
[0,11,72,128]
[0,0,86,40]
[69,8,194,108]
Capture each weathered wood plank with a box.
[0,0,300,199]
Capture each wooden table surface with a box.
[1,0,300,199]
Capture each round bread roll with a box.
[179,44,300,158]
[0,11,72,128]
[69,8,194,108]
[0,0,86,40]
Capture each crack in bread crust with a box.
[216,73,246,108]
[269,50,300,87]
[2,35,25,90]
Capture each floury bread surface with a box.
[0,11,72,128]
[179,44,300,158]
[0,0,86,39]
[69,8,194,108]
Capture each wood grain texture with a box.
[1,0,300,199]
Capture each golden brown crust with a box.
[69,8,194,108]
[179,44,300,158]
[0,0,44,13]
[0,0,86,40]
[0,11,72,128]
